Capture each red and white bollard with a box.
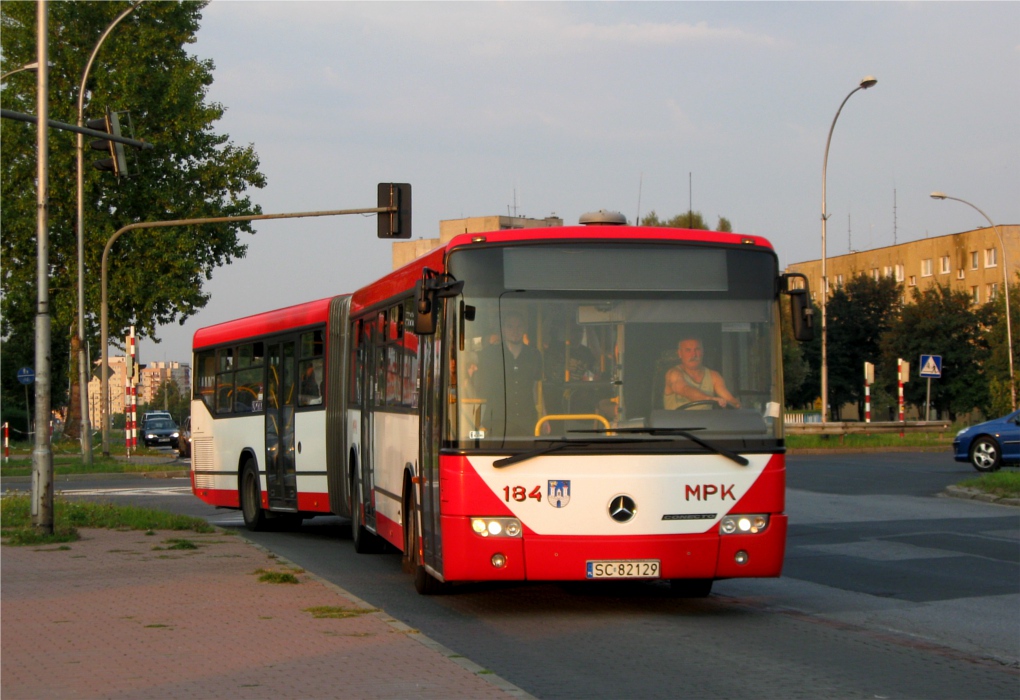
[3,422,9,464]
[898,358,906,437]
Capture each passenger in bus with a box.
[479,311,543,436]
[299,361,323,406]
[663,337,740,410]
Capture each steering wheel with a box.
[675,399,732,410]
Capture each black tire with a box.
[405,483,445,595]
[970,436,1002,472]
[240,459,267,531]
[670,578,713,598]
[350,467,384,554]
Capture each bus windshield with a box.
[445,243,784,450]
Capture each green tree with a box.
[826,273,902,419]
[880,283,988,421]
[641,210,733,232]
[0,1,266,432]
[980,272,1020,417]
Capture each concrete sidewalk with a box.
[1,528,529,699]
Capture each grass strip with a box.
[304,606,379,619]
[959,471,1020,498]
[0,494,213,546]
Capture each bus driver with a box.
[664,337,741,410]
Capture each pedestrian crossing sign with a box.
[919,354,942,378]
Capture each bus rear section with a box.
[189,297,353,528]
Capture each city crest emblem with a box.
[548,480,571,508]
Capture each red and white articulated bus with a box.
[190,213,813,595]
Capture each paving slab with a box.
[1,528,528,699]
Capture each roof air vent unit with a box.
[578,210,627,226]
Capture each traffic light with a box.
[377,183,411,239]
[87,109,128,176]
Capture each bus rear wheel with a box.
[240,460,267,532]
[350,468,383,553]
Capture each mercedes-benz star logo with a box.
[609,495,636,523]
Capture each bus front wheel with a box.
[670,578,713,598]
[240,460,267,532]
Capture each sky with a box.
[136,1,1020,366]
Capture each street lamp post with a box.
[930,192,1016,411]
[821,75,877,423]
[75,1,144,466]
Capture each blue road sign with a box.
[17,366,35,385]
[919,355,942,378]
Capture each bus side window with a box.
[350,320,364,407]
[195,350,216,413]
[216,347,235,414]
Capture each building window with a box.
[882,266,892,278]
[957,269,965,280]
[871,268,880,281]
[921,259,933,277]
[989,282,999,300]
[895,264,904,282]
[836,274,844,287]
[971,251,979,270]
[940,256,950,274]
[971,286,980,304]
[985,248,998,267]
[909,275,916,287]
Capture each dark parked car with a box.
[953,409,1020,472]
[143,418,180,450]
[177,416,191,459]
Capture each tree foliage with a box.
[826,273,902,419]
[880,283,988,421]
[980,272,1020,417]
[640,210,733,232]
[0,1,266,417]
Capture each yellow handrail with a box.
[535,414,611,436]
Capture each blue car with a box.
[953,409,1020,472]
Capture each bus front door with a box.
[265,339,298,512]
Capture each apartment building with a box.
[784,225,1019,305]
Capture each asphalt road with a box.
[6,451,1018,699]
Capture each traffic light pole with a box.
[99,206,395,455]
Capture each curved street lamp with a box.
[930,192,1016,411]
[1,61,43,82]
[75,1,145,465]
[820,75,877,423]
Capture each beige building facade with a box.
[391,214,563,270]
[785,225,1019,305]
[87,357,191,424]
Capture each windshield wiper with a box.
[493,437,671,469]
[568,427,750,466]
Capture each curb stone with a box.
[942,484,1020,507]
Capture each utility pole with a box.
[32,0,54,534]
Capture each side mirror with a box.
[414,279,435,334]
[782,273,814,342]
[414,268,465,336]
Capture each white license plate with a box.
[586,560,660,579]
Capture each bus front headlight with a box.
[719,514,769,535]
